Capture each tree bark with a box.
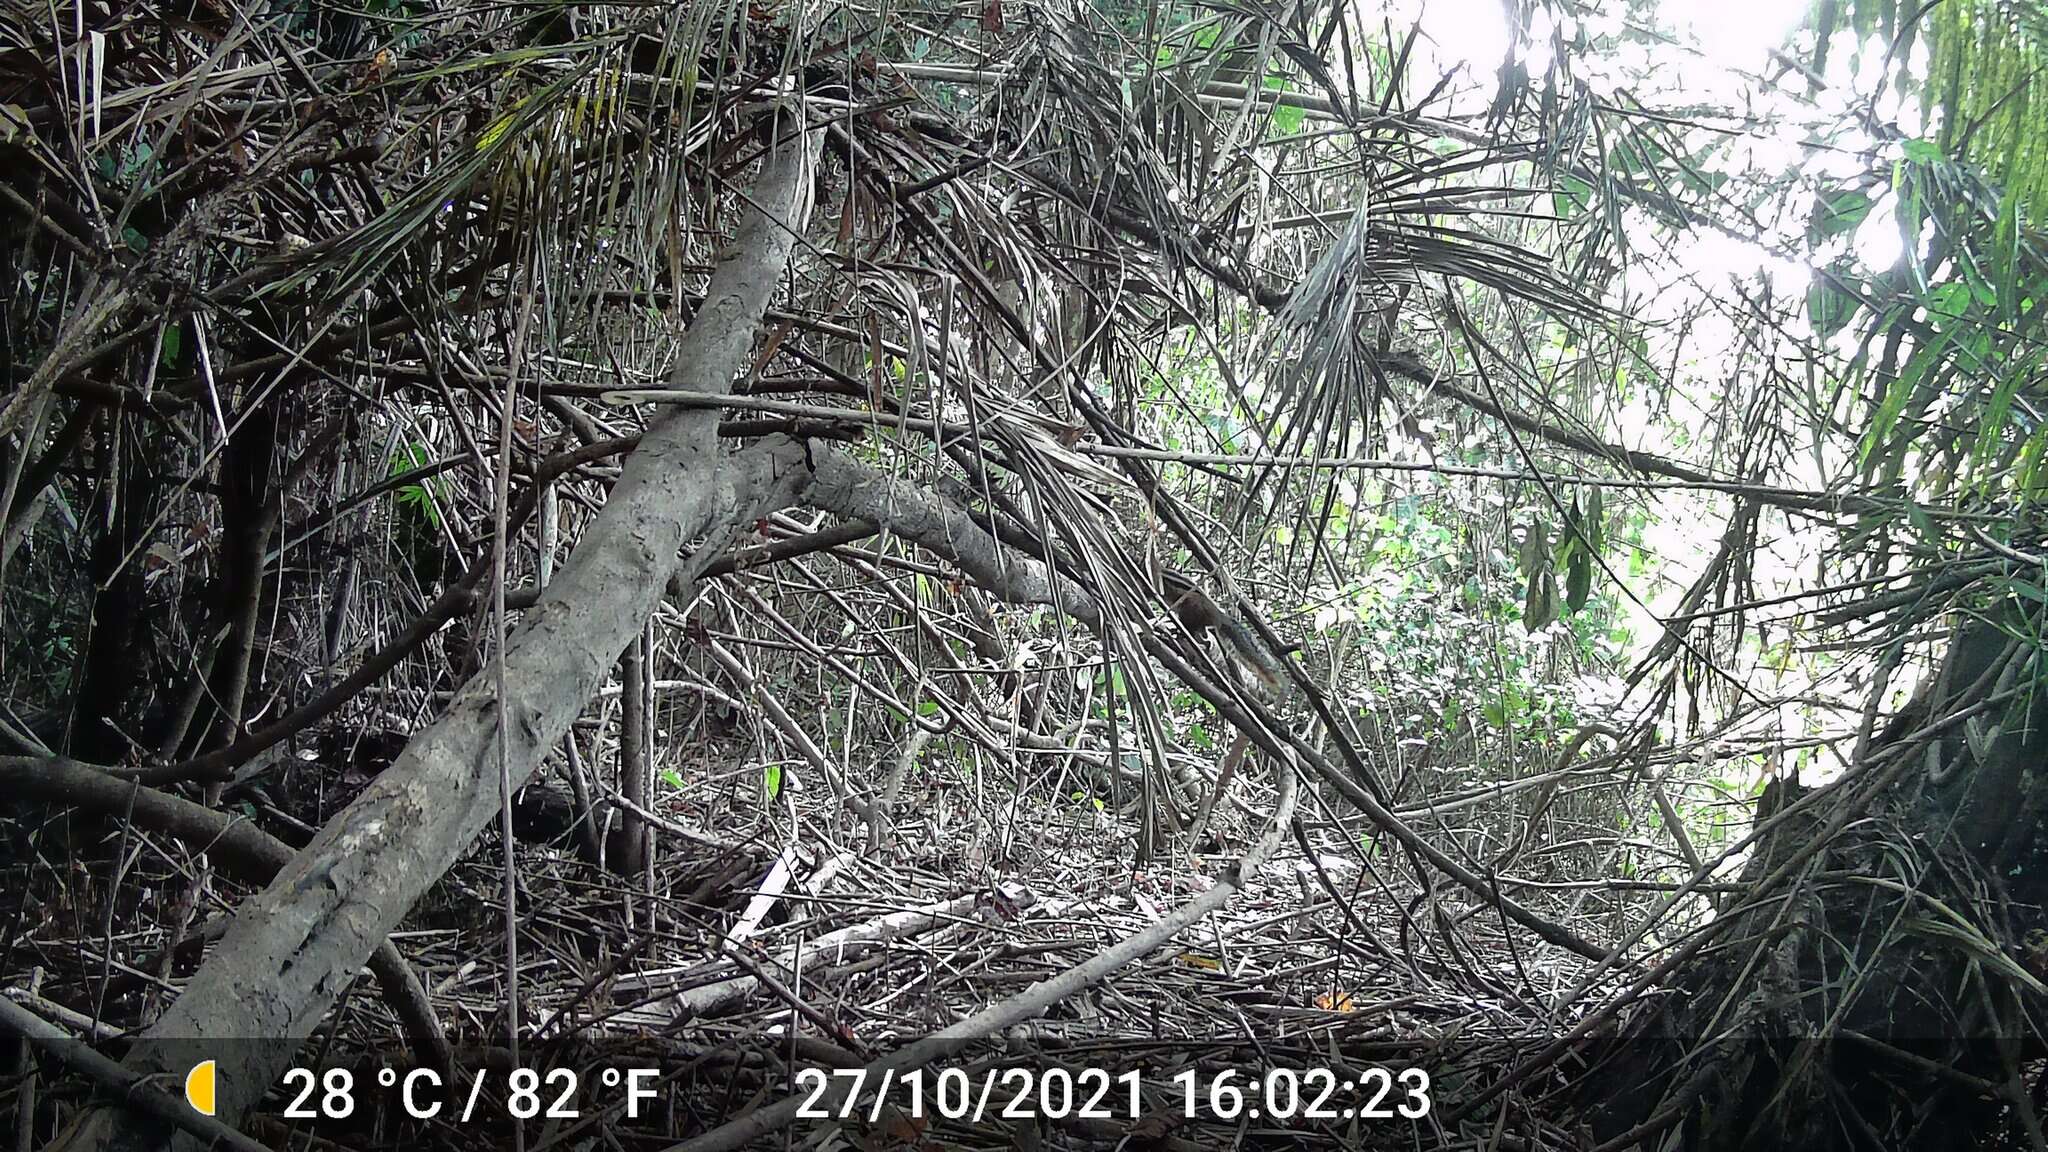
[1581,605,2048,1151]
[54,123,824,1148]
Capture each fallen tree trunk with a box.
[50,122,826,1149]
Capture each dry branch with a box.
[603,882,1039,1027]
[663,769,1299,1152]
[3,755,448,1070]
[0,999,268,1152]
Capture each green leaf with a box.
[1552,174,1594,219]
[1962,261,1998,308]
[390,441,444,528]
[763,761,783,801]
[1555,496,1583,569]
[2005,578,2048,605]
[661,768,685,791]
[1812,188,1872,238]
[1805,278,1861,337]
[1565,547,1593,613]
[1973,372,2021,470]
[1263,74,1305,135]
[1927,279,1975,323]
[1519,519,1552,579]
[1904,501,1936,543]
[1862,331,1946,468]
[1525,570,1559,632]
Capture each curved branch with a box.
[2,755,450,1072]
[801,445,1102,622]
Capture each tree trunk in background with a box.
[47,125,824,1151]
[192,396,279,754]
[67,415,160,765]
[611,629,650,876]
[1586,606,2048,1150]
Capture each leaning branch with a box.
[72,122,826,1142]
[801,446,1102,623]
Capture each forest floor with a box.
[6,730,1629,1149]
